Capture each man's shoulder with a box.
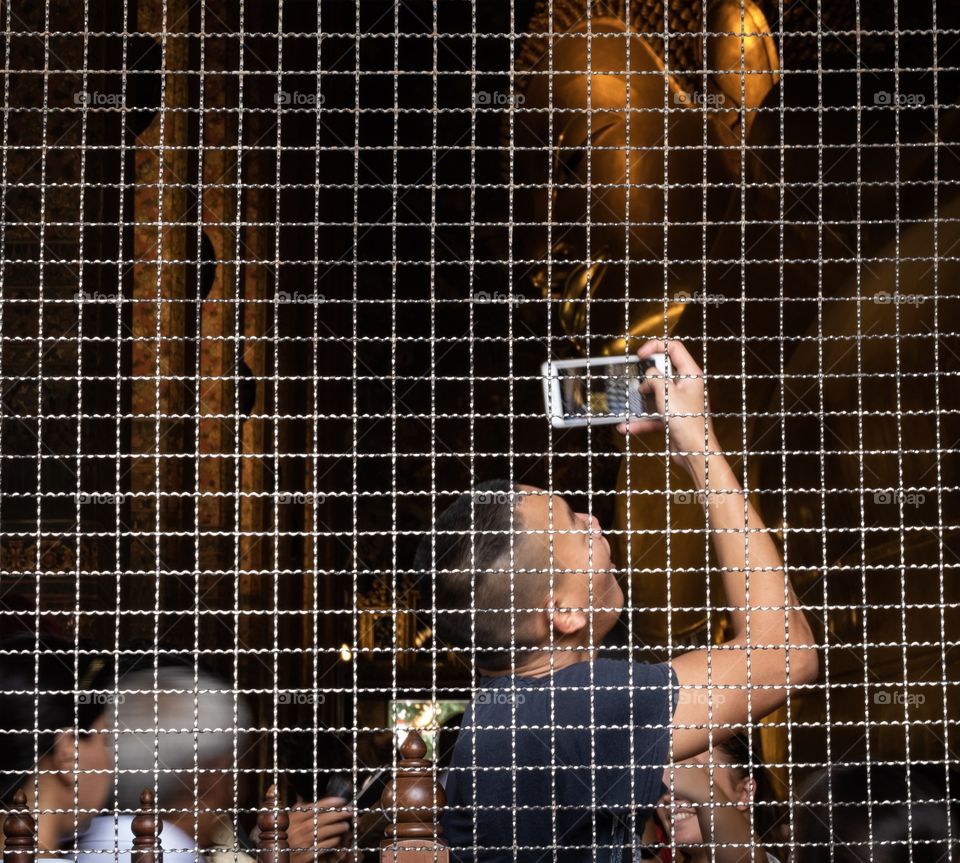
[592,658,673,682]
[480,658,674,691]
[477,659,674,715]
[565,658,675,697]
[585,659,676,720]
[498,657,672,681]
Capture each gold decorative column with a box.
[127,0,190,625]
[197,1,238,588]
[237,105,271,659]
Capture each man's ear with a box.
[547,599,587,638]
[734,776,756,811]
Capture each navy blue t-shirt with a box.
[440,659,679,863]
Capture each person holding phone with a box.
[418,338,819,863]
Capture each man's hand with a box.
[616,339,720,480]
[624,339,819,761]
[287,797,353,863]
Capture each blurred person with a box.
[274,729,354,862]
[426,339,819,862]
[78,666,255,863]
[279,729,354,803]
[81,666,352,863]
[0,634,115,859]
[355,730,394,771]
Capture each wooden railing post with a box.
[2,789,35,863]
[131,787,163,863]
[380,731,449,863]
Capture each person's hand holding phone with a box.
[287,796,353,863]
[616,339,720,481]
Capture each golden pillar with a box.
[513,0,960,795]
[238,117,271,641]
[127,0,190,630]
[197,1,239,591]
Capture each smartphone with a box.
[324,773,354,802]
[541,352,669,429]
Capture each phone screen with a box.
[556,360,647,421]
[324,773,354,802]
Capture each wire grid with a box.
[0,0,958,861]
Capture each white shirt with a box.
[76,815,202,863]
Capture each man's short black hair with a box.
[414,479,547,671]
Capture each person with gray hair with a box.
[77,666,253,863]
[114,666,250,818]
[78,665,352,863]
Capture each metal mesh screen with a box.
[1,1,958,862]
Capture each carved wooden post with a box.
[257,785,290,863]
[131,788,163,863]
[380,731,449,863]
[2,788,35,863]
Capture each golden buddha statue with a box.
[511,0,960,791]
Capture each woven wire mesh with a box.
[0,0,958,861]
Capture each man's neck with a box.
[480,644,595,678]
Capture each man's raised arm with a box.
[619,339,819,760]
